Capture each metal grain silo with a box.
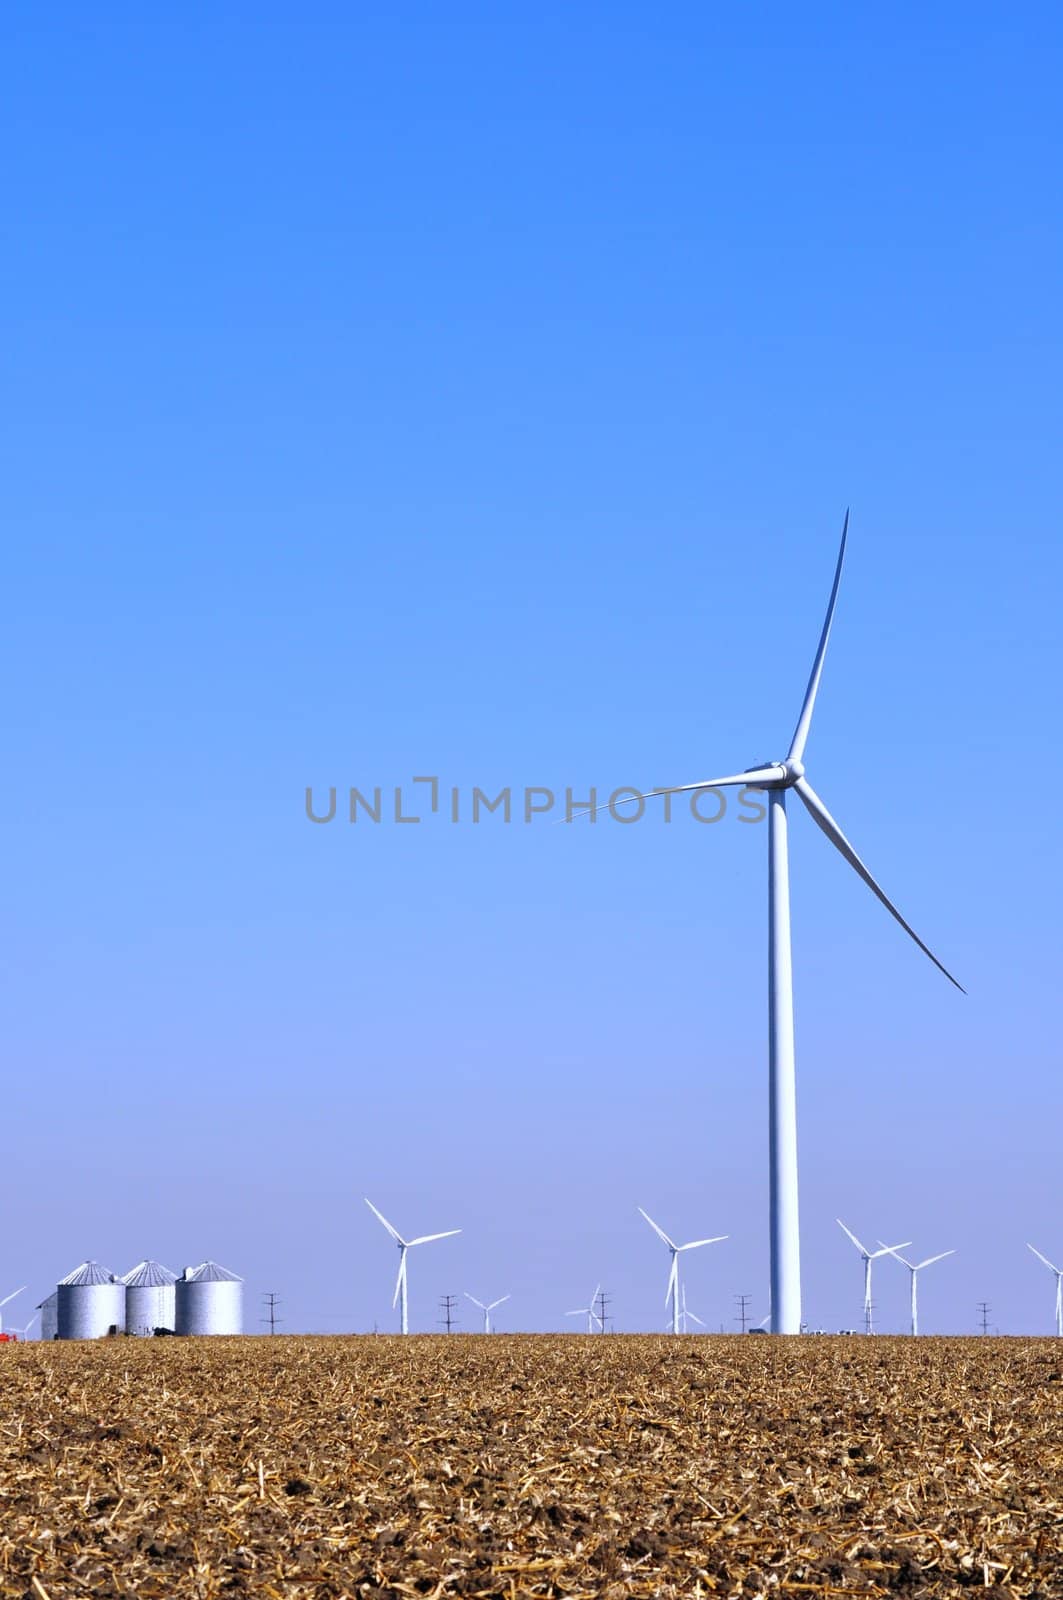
[38,1292,58,1342]
[174,1260,242,1335]
[56,1261,125,1340]
[122,1260,176,1336]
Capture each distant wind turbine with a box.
[836,1221,911,1334]
[568,514,964,1332]
[1027,1244,1063,1336]
[881,1243,955,1335]
[464,1292,510,1333]
[639,1208,727,1335]
[680,1285,705,1333]
[6,1309,39,1340]
[0,1286,26,1335]
[364,1199,460,1335]
[564,1285,602,1333]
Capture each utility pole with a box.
[438,1294,459,1334]
[978,1301,991,1335]
[594,1288,612,1333]
[261,1293,282,1335]
[735,1294,752,1333]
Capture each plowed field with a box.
[1,1336,1060,1598]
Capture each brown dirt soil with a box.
[0,1335,1060,1598]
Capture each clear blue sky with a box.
[3,5,1061,1336]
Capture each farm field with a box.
[0,1336,1060,1598]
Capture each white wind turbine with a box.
[639,1208,727,1336]
[464,1292,510,1333]
[1027,1244,1063,1336]
[564,1285,602,1333]
[364,1199,460,1335]
[6,1309,39,1341]
[837,1221,911,1334]
[0,1286,26,1335]
[568,514,963,1332]
[680,1285,706,1333]
[881,1243,955,1336]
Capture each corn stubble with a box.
[1,1336,1060,1598]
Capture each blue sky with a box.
[3,4,1061,1336]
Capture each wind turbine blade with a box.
[464,1294,486,1310]
[0,1287,26,1310]
[638,1207,677,1250]
[392,1251,406,1308]
[408,1229,461,1246]
[836,1219,868,1256]
[563,769,786,823]
[795,779,965,993]
[488,1296,511,1310]
[877,1242,915,1269]
[788,509,849,763]
[686,1309,706,1327]
[1028,1244,1062,1274]
[365,1198,405,1244]
[665,1255,679,1308]
[564,1309,587,1317]
[869,1240,912,1259]
[915,1250,955,1271]
[678,1236,728,1251]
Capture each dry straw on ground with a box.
[0,1335,1060,1598]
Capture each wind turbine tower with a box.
[836,1221,911,1334]
[364,1199,460,1334]
[639,1208,727,1335]
[569,515,964,1331]
[882,1243,955,1335]
[1027,1245,1063,1336]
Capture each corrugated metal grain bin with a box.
[175,1260,243,1335]
[122,1260,176,1336]
[38,1292,58,1342]
[56,1261,125,1340]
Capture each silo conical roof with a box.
[187,1260,242,1283]
[122,1260,176,1288]
[59,1261,117,1286]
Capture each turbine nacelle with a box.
[749,758,806,789]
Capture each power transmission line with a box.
[438,1294,459,1333]
[261,1293,282,1335]
[734,1294,752,1333]
[594,1288,612,1333]
[977,1301,992,1335]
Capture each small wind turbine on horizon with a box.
[639,1208,727,1336]
[837,1221,911,1334]
[566,514,964,1332]
[564,1285,602,1333]
[5,1309,39,1341]
[680,1285,706,1333]
[1027,1244,1063,1336]
[0,1286,26,1335]
[464,1292,510,1333]
[881,1242,955,1336]
[364,1199,460,1335]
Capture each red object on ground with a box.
[0,1333,18,1343]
